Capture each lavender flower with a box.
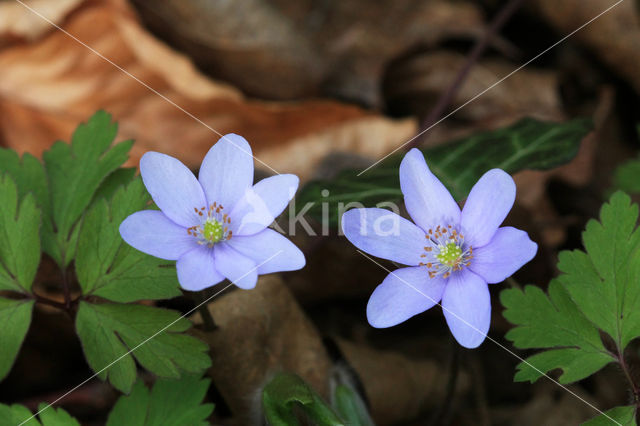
[342,149,537,348]
[120,134,305,291]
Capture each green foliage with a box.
[106,376,214,426]
[75,302,211,393]
[42,110,132,267]
[263,373,346,426]
[612,158,640,195]
[502,192,640,424]
[75,178,181,302]
[0,403,80,426]
[0,299,34,381]
[296,117,592,226]
[582,406,636,426]
[0,175,41,293]
[332,385,375,426]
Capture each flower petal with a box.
[214,243,258,289]
[342,208,427,266]
[226,228,305,274]
[399,148,460,232]
[176,247,225,291]
[461,169,515,247]
[199,134,254,211]
[140,152,207,227]
[470,227,537,284]
[367,266,446,328]
[442,269,491,348]
[119,210,198,260]
[229,174,299,236]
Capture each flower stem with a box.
[618,348,640,405]
[194,290,217,331]
[407,0,526,150]
[430,336,461,425]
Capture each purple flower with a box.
[119,134,305,291]
[341,149,537,348]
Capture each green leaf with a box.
[263,373,345,426]
[0,149,49,213]
[558,192,640,350]
[76,178,181,302]
[502,192,640,385]
[296,117,592,226]
[582,405,636,426]
[42,110,133,267]
[0,175,41,293]
[0,403,80,426]
[106,375,214,426]
[613,158,640,195]
[93,167,137,202]
[75,301,211,393]
[332,385,375,426]
[501,281,613,384]
[0,298,34,381]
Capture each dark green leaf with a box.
[0,175,41,293]
[263,373,345,426]
[93,167,137,202]
[613,158,640,195]
[42,110,133,267]
[0,298,34,381]
[582,405,636,426]
[106,375,214,426]
[0,403,80,426]
[297,117,592,226]
[76,178,180,302]
[332,385,375,426]
[75,301,211,393]
[501,281,613,384]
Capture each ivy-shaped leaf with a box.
[106,375,214,426]
[0,298,34,381]
[296,117,592,226]
[75,178,180,303]
[42,110,132,267]
[0,175,41,293]
[75,302,211,393]
[0,403,80,426]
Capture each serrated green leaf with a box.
[558,192,640,350]
[42,110,133,267]
[501,281,613,384]
[106,375,214,426]
[75,301,211,393]
[0,298,34,381]
[582,405,636,426]
[76,178,180,302]
[0,149,50,213]
[0,175,41,293]
[263,373,345,426]
[0,403,80,426]
[93,167,137,202]
[297,117,592,226]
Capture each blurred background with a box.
[1,0,640,425]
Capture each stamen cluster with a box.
[187,201,232,246]
[419,224,473,279]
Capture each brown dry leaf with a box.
[130,0,487,105]
[191,275,332,424]
[384,50,564,125]
[0,0,416,180]
[336,338,469,426]
[532,0,640,94]
[0,0,83,43]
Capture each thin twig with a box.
[194,290,217,331]
[407,0,526,150]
